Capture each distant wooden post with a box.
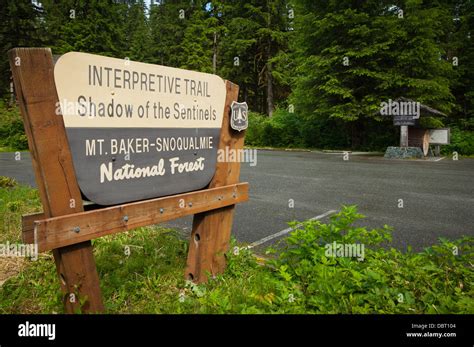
[9,48,104,313]
[185,81,245,282]
[400,125,409,147]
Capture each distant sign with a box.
[393,115,416,126]
[429,128,450,145]
[54,52,227,205]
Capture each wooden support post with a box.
[186,81,244,283]
[400,125,409,147]
[9,48,104,313]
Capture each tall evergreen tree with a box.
[445,0,474,122]
[217,0,290,115]
[40,0,124,57]
[290,0,456,146]
[123,0,153,62]
[180,0,215,73]
[149,0,191,67]
[0,0,44,97]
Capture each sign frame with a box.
[54,52,229,205]
[428,128,450,145]
[9,48,249,313]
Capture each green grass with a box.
[0,180,282,314]
[0,178,41,243]
[0,227,282,314]
[0,182,472,314]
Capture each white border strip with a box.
[247,209,337,249]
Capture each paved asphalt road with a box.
[1,151,473,252]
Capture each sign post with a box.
[9,48,249,312]
[9,48,104,313]
[186,82,245,282]
[400,125,409,147]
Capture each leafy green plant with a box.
[245,109,305,148]
[0,105,28,151]
[419,117,445,129]
[245,108,398,151]
[268,206,473,314]
[0,176,17,188]
[0,185,472,314]
[443,126,474,156]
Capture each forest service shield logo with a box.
[230,101,248,132]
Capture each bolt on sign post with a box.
[9,48,249,313]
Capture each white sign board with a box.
[54,52,227,205]
[428,128,450,145]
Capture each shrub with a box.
[443,126,474,156]
[0,176,17,188]
[419,117,445,129]
[245,108,397,151]
[245,112,267,147]
[6,133,28,150]
[0,186,472,314]
[268,206,474,313]
[0,103,28,150]
[245,109,305,148]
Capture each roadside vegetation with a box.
[2,102,474,155]
[0,181,472,314]
[245,110,474,155]
[0,101,28,152]
[2,1,474,155]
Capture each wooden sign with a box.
[54,52,227,205]
[428,128,450,145]
[10,48,248,313]
[393,115,416,126]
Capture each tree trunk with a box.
[266,63,274,117]
[212,31,217,74]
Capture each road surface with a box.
[1,150,473,252]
